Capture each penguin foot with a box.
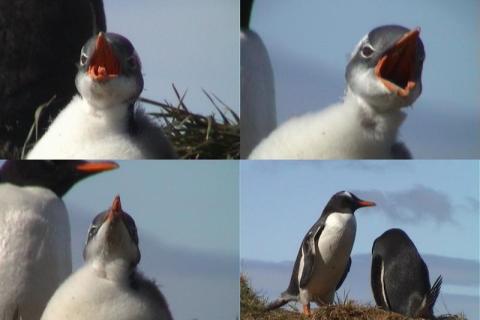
[303,303,311,316]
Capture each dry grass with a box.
[240,275,467,320]
[143,85,239,159]
[0,85,239,159]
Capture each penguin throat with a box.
[92,258,134,283]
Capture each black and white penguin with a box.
[0,160,118,320]
[0,0,106,157]
[41,196,173,320]
[266,191,376,315]
[240,0,277,158]
[249,25,425,159]
[27,32,177,159]
[371,228,442,319]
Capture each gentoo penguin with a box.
[371,228,442,319]
[0,0,106,157]
[27,32,177,159]
[41,196,173,320]
[240,0,277,158]
[0,160,118,320]
[266,191,376,315]
[249,25,425,159]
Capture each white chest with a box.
[27,96,147,159]
[298,213,356,304]
[0,185,72,320]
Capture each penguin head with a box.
[345,25,425,112]
[83,195,141,269]
[76,32,144,109]
[0,160,118,197]
[326,191,376,214]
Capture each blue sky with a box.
[61,161,240,320]
[240,160,479,317]
[104,0,239,115]
[249,0,480,158]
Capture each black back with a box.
[0,0,106,157]
[371,228,435,317]
[0,160,103,197]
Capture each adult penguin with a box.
[266,191,376,315]
[241,0,277,158]
[0,0,106,157]
[371,228,442,319]
[0,160,118,320]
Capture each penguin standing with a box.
[249,25,425,159]
[0,0,106,157]
[27,32,177,159]
[240,0,277,158]
[0,160,118,320]
[371,228,442,319]
[266,191,376,315]
[41,195,173,320]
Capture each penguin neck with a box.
[90,257,135,284]
[344,89,406,140]
[82,98,136,132]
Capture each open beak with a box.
[87,32,121,82]
[76,161,119,173]
[374,28,421,97]
[357,199,376,208]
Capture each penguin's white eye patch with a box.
[360,45,374,58]
[80,53,88,66]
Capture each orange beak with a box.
[87,32,121,82]
[106,195,122,222]
[374,28,421,97]
[357,200,376,208]
[75,161,119,173]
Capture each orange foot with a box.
[303,303,311,316]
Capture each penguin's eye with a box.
[126,56,137,70]
[80,53,88,66]
[360,45,374,58]
[87,225,98,240]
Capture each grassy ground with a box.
[240,275,467,320]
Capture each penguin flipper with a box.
[265,292,296,311]
[391,141,412,159]
[371,254,390,310]
[336,257,351,290]
[299,225,323,288]
[416,275,442,318]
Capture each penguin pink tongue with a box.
[374,28,420,97]
[88,33,121,82]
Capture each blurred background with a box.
[104,0,239,114]
[63,161,239,320]
[248,0,479,158]
[240,160,479,319]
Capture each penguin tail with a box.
[416,275,442,318]
[264,292,297,311]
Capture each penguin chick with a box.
[371,228,442,319]
[0,160,118,320]
[27,32,177,159]
[249,25,425,159]
[266,191,376,315]
[40,196,173,320]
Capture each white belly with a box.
[299,213,356,305]
[41,266,171,320]
[0,184,71,320]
